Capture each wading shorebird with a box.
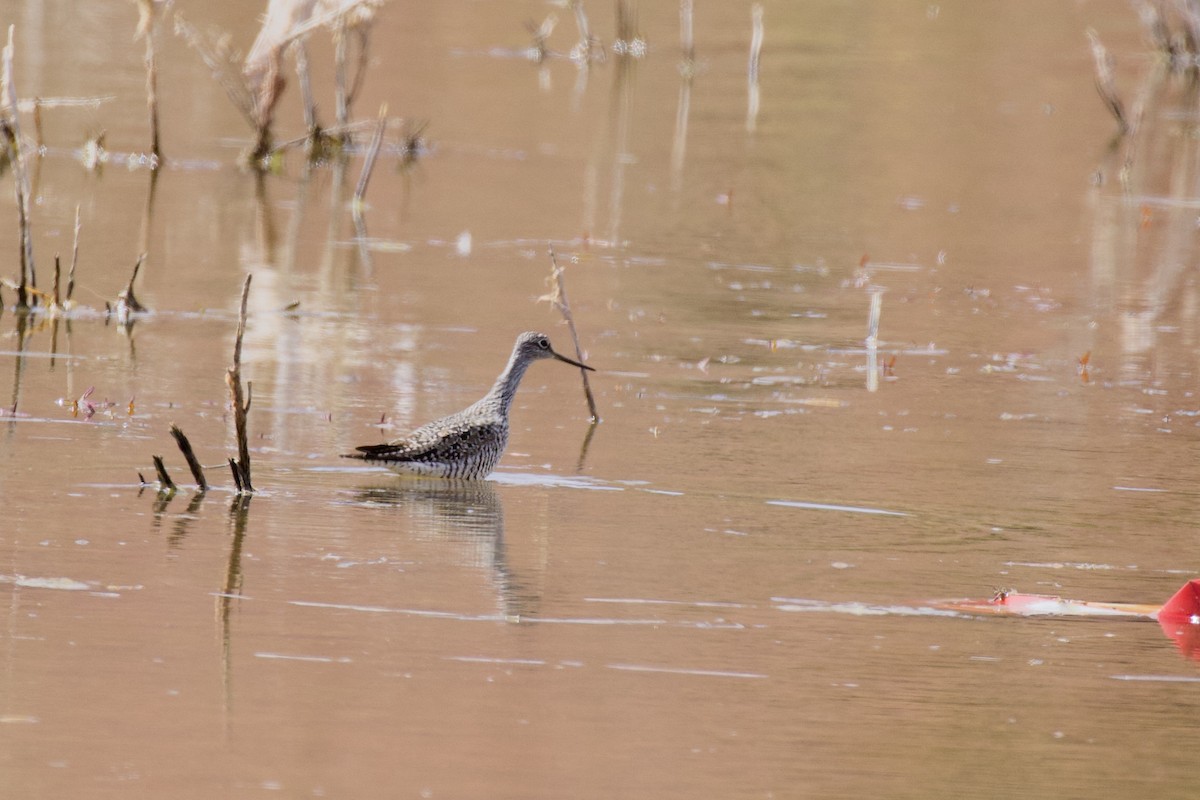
[343,331,595,479]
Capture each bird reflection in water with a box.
[352,479,536,619]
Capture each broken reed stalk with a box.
[1086,29,1129,135]
[227,457,244,493]
[2,26,35,310]
[334,23,350,130]
[746,4,763,134]
[226,274,254,493]
[135,0,162,161]
[353,104,388,204]
[52,253,60,308]
[295,39,318,135]
[546,249,599,422]
[616,0,637,46]
[170,424,208,491]
[152,454,177,492]
[68,205,80,304]
[679,0,695,69]
[116,254,148,324]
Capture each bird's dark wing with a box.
[343,417,505,465]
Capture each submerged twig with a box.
[542,248,599,422]
[170,424,208,492]
[226,274,254,493]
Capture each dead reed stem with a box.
[152,454,177,492]
[116,254,148,323]
[334,25,350,130]
[170,424,208,491]
[747,4,763,134]
[2,26,35,309]
[226,274,254,493]
[679,0,695,69]
[68,205,80,304]
[545,248,599,422]
[135,0,162,161]
[1087,29,1130,136]
[227,457,244,493]
[295,39,317,135]
[615,0,637,47]
[353,104,388,204]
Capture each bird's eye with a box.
[538,338,550,349]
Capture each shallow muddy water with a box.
[2,1,1200,797]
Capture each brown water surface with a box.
[2,1,1200,797]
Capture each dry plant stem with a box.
[294,39,317,135]
[226,275,254,493]
[345,27,371,113]
[746,4,763,134]
[68,205,80,303]
[2,26,35,309]
[52,254,60,308]
[152,455,177,492]
[334,24,350,130]
[1087,29,1129,135]
[547,249,599,422]
[616,0,637,44]
[679,0,695,66]
[354,104,388,203]
[227,457,243,493]
[135,0,162,160]
[170,424,208,491]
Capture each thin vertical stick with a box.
[135,0,162,161]
[333,23,349,131]
[865,288,883,394]
[2,26,34,309]
[67,205,80,303]
[295,39,317,136]
[546,249,599,422]
[170,424,208,491]
[680,0,695,67]
[52,253,61,308]
[747,4,763,134]
[226,275,254,493]
[354,104,388,204]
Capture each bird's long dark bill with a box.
[551,349,595,371]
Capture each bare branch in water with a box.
[152,455,177,493]
[541,248,599,422]
[170,424,208,492]
[226,275,254,493]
